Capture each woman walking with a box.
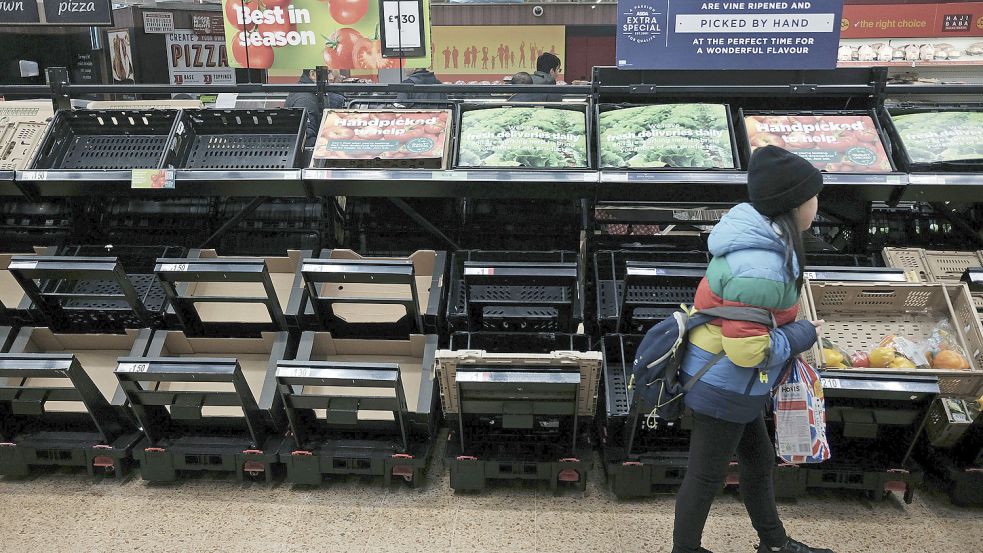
[672,146,833,553]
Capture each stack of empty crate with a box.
[436,249,601,492]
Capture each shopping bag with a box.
[773,357,831,464]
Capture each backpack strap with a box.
[696,306,777,328]
[681,351,726,394]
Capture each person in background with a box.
[284,69,345,144]
[526,52,563,102]
[395,67,447,107]
[508,71,540,102]
[670,146,833,553]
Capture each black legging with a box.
[672,412,787,553]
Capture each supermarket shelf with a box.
[904,173,983,203]
[597,171,906,202]
[173,170,307,197]
[0,170,17,196]
[839,61,983,68]
[304,168,597,199]
[14,169,308,197]
[819,371,940,400]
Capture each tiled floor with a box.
[1,449,980,553]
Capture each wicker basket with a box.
[806,282,983,398]
[883,247,983,284]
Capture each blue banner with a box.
[617,1,845,70]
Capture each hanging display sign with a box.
[5,0,112,25]
[143,12,175,34]
[220,0,432,70]
[598,104,736,169]
[1,0,41,23]
[616,0,845,70]
[312,110,451,167]
[841,2,983,39]
[744,113,892,173]
[379,0,426,58]
[457,107,588,169]
[166,30,236,86]
[892,111,983,165]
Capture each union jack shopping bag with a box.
[773,357,831,464]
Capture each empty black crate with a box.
[594,250,708,334]
[32,110,178,170]
[169,109,305,170]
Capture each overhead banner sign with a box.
[221,0,432,70]
[166,31,236,86]
[617,0,845,70]
[1,0,41,23]
[4,0,113,25]
[841,2,983,39]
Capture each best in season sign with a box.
[312,109,451,167]
[744,113,891,173]
[221,0,432,70]
[617,0,845,70]
[457,107,588,169]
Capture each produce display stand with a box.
[445,250,584,334]
[437,348,600,493]
[19,108,309,198]
[440,248,594,492]
[0,74,980,502]
[296,249,448,337]
[0,324,152,479]
[275,332,440,487]
[166,108,307,197]
[117,251,313,482]
[21,109,180,197]
[5,245,186,333]
[592,67,907,208]
[0,101,53,197]
[880,105,983,203]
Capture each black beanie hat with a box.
[747,145,823,217]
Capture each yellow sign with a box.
[431,25,565,82]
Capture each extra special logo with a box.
[621,4,665,45]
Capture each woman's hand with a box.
[812,319,825,339]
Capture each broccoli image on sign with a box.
[457,107,588,168]
[598,104,736,169]
[892,111,983,165]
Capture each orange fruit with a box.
[932,350,969,370]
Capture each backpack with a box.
[629,306,776,428]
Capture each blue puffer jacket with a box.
[680,203,818,423]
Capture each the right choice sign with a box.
[617,0,845,70]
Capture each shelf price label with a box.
[20,171,47,181]
[379,0,426,58]
[131,169,175,189]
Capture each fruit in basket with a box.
[822,348,846,368]
[869,347,896,368]
[889,356,917,369]
[931,350,970,370]
[850,351,870,368]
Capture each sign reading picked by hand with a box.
[616,0,845,70]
